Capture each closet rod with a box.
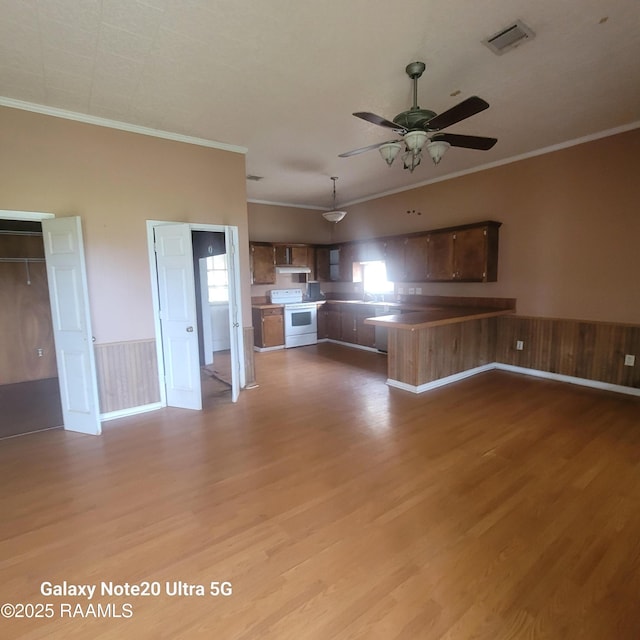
[0,257,46,263]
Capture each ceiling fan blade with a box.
[432,133,497,150]
[339,141,400,157]
[353,112,406,132]
[425,96,490,131]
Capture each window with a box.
[206,254,229,303]
[361,260,394,296]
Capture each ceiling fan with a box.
[339,61,497,172]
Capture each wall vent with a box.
[482,20,535,55]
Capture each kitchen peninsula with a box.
[364,297,515,393]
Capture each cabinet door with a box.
[339,244,357,282]
[359,239,385,262]
[454,227,487,281]
[317,306,328,339]
[251,244,276,284]
[326,305,342,340]
[403,236,429,281]
[316,247,330,281]
[356,306,376,347]
[340,307,357,343]
[384,237,406,282]
[427,232,455,281]
[289,246,308,266]
[262,310,284,347]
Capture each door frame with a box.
[146,220,245,408]
[0,210,102,435]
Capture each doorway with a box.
[147,221,245,410]
[0,219,63,437]
[192,230,234,401]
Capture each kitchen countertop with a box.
[364,305,514,330]
[251,299,515,329]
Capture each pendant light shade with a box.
[322,177,347,223]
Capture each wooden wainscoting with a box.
[496,316,640,389]
[243,326,256,386]
[94,339,161,413]
[388,318,497,387]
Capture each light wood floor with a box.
[1,343,639,639]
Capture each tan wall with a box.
[248,202,332,244]
[0,106,251,342]
[330,128,640,325]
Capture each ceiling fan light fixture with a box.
[322,177,347,223]
[426,140,450,165]
[379,142,402,165]
[402,151,422,173]
[404,130,428,152]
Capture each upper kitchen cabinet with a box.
[356,239,386,263]
[427,221,501,282]
[316,246,330,281]
[250,243,276,284]
[274,243,316,281]
[385,235,430,282]
[275,244,310,267]
[318,245,361,282]
[339,244,360,282]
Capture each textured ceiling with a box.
[1,0,639,209]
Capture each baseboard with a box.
[326,339,383,354]
[386,364,496,394]
[494,364,640,397]
[386,362,640,397]
[100,402,164,422]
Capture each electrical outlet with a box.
[624,354,635,367]
[37,348,44,357]
[516,340,524,351]
[408,287,415,295]
[416,287,422,295]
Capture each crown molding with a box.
[0,97,248,155]
[247,199,326,211]
[341,120,640,207]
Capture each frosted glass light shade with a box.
[404,130,428,152]
[378,142,402,165]
[426,140,451,165]
[322,210,347,223]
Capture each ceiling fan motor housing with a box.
[393,108,437,131]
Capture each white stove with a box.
[270,289,318,348]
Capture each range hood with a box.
[276,265,311,274]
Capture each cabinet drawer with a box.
[262,307,283,317]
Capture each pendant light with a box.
[322,177,347,223]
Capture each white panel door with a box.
[225,226,244,403]
[155,224,202,410]
[42,217,101,435]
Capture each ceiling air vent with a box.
[482,20,535,55]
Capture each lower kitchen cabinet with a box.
[326,304,342,341]
[323,303,376,348]
[355,306,376,347]
[252,307,284,348]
